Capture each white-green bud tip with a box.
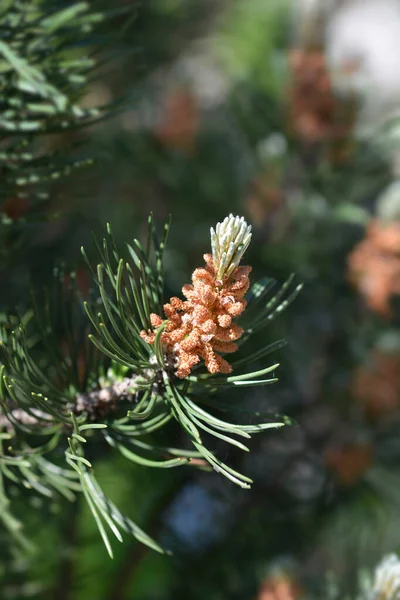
[371,554,400,600]
[210,214,252,281]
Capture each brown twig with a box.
[0,376,143,431]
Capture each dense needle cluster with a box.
[141,215,252,378]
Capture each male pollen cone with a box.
[141,253,251,378]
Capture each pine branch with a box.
[0,213,299,557]
[0,0,121,209]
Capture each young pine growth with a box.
[141,214,252,378]
[83,213,301,492]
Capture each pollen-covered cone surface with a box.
[141,253,251,378]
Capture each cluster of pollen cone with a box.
[141,215,252,378]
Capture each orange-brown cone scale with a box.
[141,254,251,378]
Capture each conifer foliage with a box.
[0,2,299,560]
[0,0,114,206]
[0,211,299,557]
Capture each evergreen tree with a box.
[2,1,400,599]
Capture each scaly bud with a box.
[210,214,252,281]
